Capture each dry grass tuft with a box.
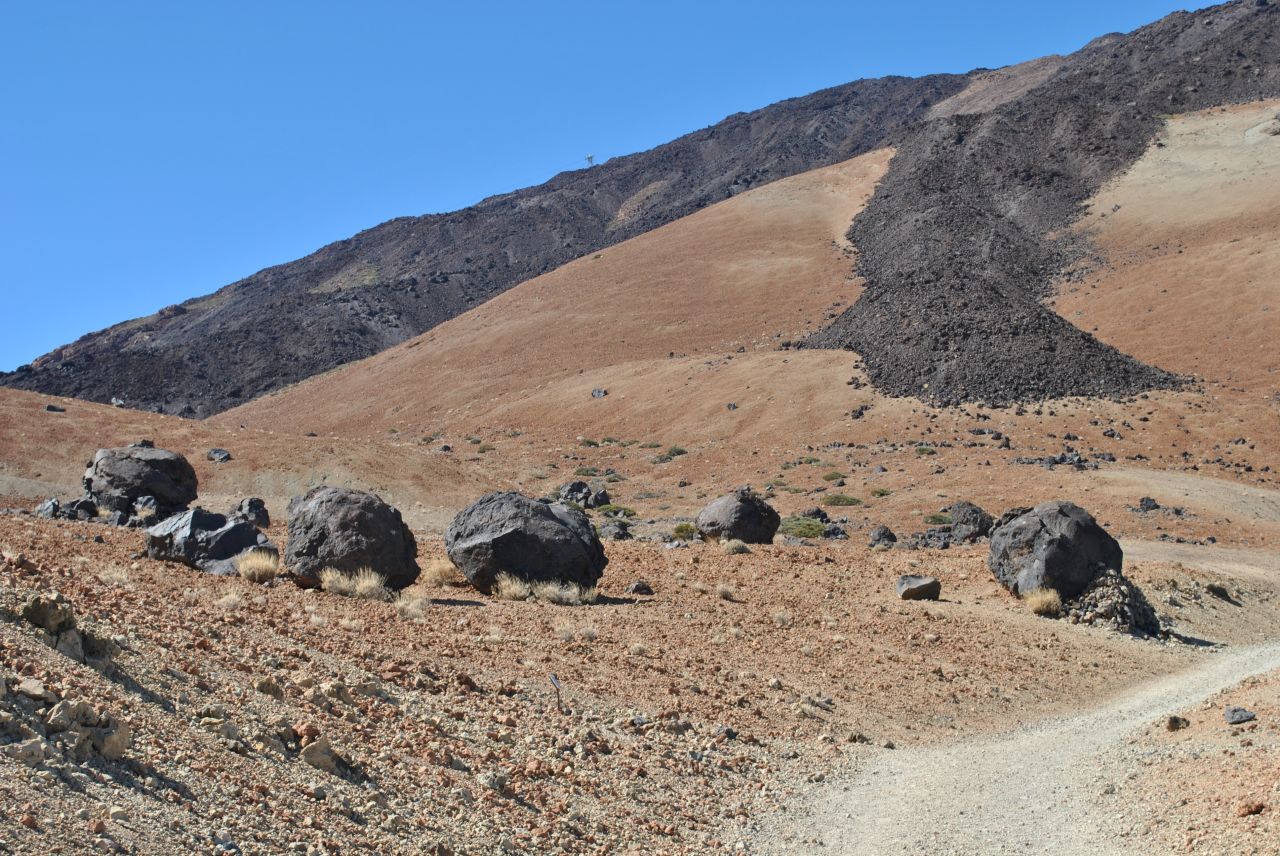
[394,589,430,621]
[691,580,710,595]
[773,610,793,628]
[215,592,243,610]
[338,617,364,632]
[723,539,751,555]
[423,556,466,588]
[97,565,132,587]
[629,642,649,657]
[1024,588,1063,618]
[236,548,280,584]
[579,626,598,642]
[716,582,738,602]
[319,567,392,601]
[555,625,575,642]
[494,574,533,601]
[493,573,597,605]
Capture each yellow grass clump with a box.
[236,548,280,584]
[423,556,466,588]
[493,573,597,605]
[319,567,392,601]
[1024,588,1063,617]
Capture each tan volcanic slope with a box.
[218,149,891,437]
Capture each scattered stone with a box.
[1237,801,1266,817]
[446,492,606,594]
[1225,706,1256,725]
[285,486,419,588]
[1138,496,1161,512]
[229,497,270,528]
[591,388,608,398]
[146,508,274,575]
[300,736,343,776]
[22,591,77,636]
[1062,567,1161,636]
[868,525,897,548]
[695,488,780,544]
[557,481,609,509]
[4,737,47,766]
[988,501,1122,598]
[207,448,232,463]
[947,501,992,542]
[1166,715,1190,731]
[896,575,941,601]
[598,519,632,541]
[43,404,65,413]
[625,580,654,596]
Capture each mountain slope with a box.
[0,74,965,416]
[805,0,1280,404]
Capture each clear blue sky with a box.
[0,1,1214,370]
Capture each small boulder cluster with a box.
[38,442,198,527]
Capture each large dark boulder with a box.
[947,501,993,542]
[445,492,607,594]
[83,445,196,518]
[284,487,418,588]
[146,508,273,575]
[988,501,1122,598]
[695,488,780,544]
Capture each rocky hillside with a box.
[805,0,1280,404]
[0,75,965,416]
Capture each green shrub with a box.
[871,487,892,497]
[574,466,600,477]
[580,438,599,447]
[672,522,698,540]
[823,494,863,507]
[666,446,688,457]
[639,441,662,449]
[476,443,495,453]
[915,446,938,456]
[924,512,952,525]
[822,471,845,482]
[595,504,636,518]
[778,516,825,538]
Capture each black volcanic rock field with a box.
[805,0,1280,405]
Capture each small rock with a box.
[625,580,654,596]
[107,806,128,822]
[896,575,941,601]
[1225,705,1256,725]
[1166,715,1190,731]
[300,736,343,775]
[1237,801,1266,817]
[207,448,232,464]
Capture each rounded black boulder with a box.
[445,492,607,594]
[284,487,419,589]
[695,488,780,544]
[83,445,197,517]
[988,501,1122,598]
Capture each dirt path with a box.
[765,642,1280,855]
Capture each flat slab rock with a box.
[896,575,941,601]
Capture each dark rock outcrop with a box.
[284,487,419,588]
[145,508,273,575]
[445,492,607,594]
[695,488,780,544]
[988,501,1122,598]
